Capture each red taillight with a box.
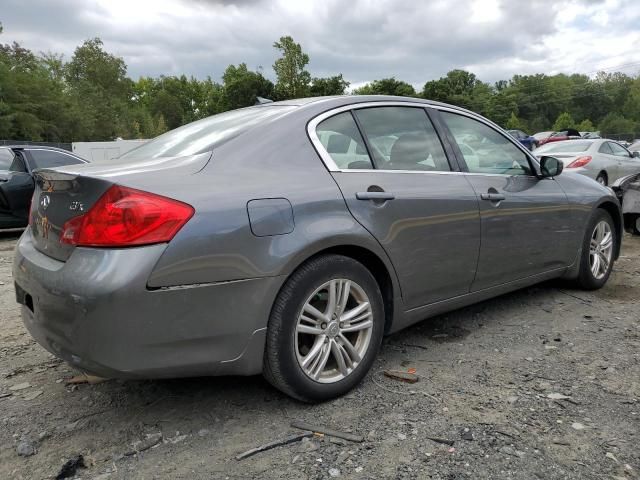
[60,185,194,247]
[566,156,592,168]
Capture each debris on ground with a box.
[9,382,31,391]
[290,421,364,442]
[65,373,109,385]
[16,438,37,457]
[55,455,86,480]
[124,433,163,456]
[235,433,314,460]
[427,436,455,446]
[383,370,419,383]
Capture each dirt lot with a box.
[0,230,638,480]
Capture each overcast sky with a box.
[2,0,640,88]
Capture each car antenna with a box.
[255,97,274,105]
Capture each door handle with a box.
[480,193,506,201]
[356,191,395,201]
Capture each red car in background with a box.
[537,128,582,146]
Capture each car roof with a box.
[268,95,479,115]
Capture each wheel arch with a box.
[280,243,399,334]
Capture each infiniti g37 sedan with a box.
[13,96,622,402]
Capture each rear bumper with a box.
[13,228,283,378]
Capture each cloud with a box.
[1,0,639,86]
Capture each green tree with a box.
[353,77,416,96]
[309,74,349,96]
[598,113,638,137]
[576,119,595,132]
[552,112,575,131]
[272,36,310,99]
[505,112,522,130]
[221,63,274,110]
[64,38,132,140]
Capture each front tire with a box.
[263,254,384,402]
[576,209,616,290]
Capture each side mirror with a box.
[540,156,563,178]
[633,151,640,158]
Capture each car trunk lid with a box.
[29,152,210,262]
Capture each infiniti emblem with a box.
[40,194,51,210]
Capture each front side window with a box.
[316,112,373,170]
[609,142,631,157]
[28,150,84,169]
[440,111,533,175]
[354,107,450,171]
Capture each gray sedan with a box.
[13,96,622,402]
[535,139,640,186]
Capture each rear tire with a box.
[575,209,616,290]
[596,172,608,186]
[263,254,384,402]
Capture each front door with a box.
[312,106,480,309]
[437,110,575,291]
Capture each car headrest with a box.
[327,134,351,154]
[390,133,430,166]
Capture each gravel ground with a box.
[0,229,638,480]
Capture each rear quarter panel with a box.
[140,108,399,293]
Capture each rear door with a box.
[310,104,480,309]
[436,109,575,291]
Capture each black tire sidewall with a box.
[578,209,616,289]
[266,255,384,402]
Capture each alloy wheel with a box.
[589,220,613,279]
[295,279,373,383]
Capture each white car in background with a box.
[535,139,640,186]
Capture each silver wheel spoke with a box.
[303,303,327,324]
[338,333,361,363]
[342,318,373,333]
[341,302,370,322]
[311,343,332,379]
[301,337,326,369]
[330,340,349,376]
[337,280,351,314]
[297,324,324,335]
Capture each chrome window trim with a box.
[27,148,88,163]
[307,101,540,177]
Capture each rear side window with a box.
[316,112,373,170]
[441,111,533,176]
[28,149,83,169]
[354,107,450,171]
[598,142,613,154]
[0,148,14,170]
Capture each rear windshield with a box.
[121,105,295,159]
[540,141,591,153]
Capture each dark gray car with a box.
[13,96,622,402]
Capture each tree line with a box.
[1,24,639,143]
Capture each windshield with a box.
[539,141,591,153]
[121,105,296,159]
